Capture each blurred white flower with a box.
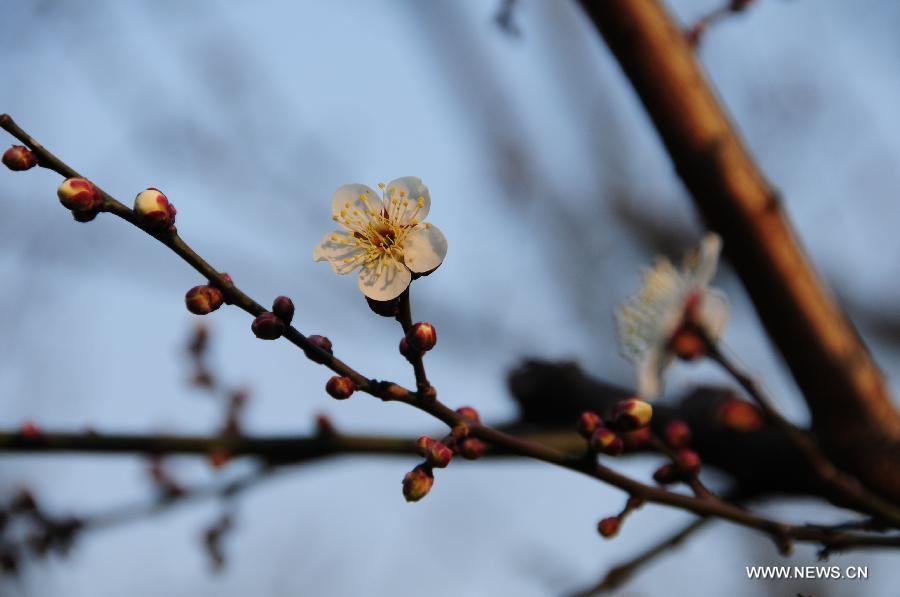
[313,177,448,301]
[615,233,729,399]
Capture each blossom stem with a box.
[396,289,432,393]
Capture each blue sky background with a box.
[1,1,900,595]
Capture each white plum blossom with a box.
[615,233,729,399]
[313,177,448,301]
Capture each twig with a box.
[396,289,431,392]
[2,114,898,555]
[572,517,712,596]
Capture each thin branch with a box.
[2,114,897,555]
[707,343,900,526]
[572,516,712,596]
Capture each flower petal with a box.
[402,225,447,273]
[694,233,722,286]
[636,348,673,400]
[358,257,412,301]
[331,184,381,230]
[313,230,366,274]
[384,177,430,224]
[698,288,729,340]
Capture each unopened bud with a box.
[326,376,355,400]
[2,145,37,171]
[366,296,400,317]
[612,398,653,431]
[590,428,624,456]
[415,436,454,468]
[652,463,678,485]
[133,187,176,231]
[208,449,231,469]
[597,516,620,538]
[621,426,652,450]
[455,406,480,424]
[675,449,702,477]
[251,312,284,340]
[664,420,692,449]
[399,337,423,362]
[717,398,764,433]
[57,177,101,213]
[272,296,294,325]
[458,437,487,460]
[406,322,437,352]
[185,285,224,315]
[577,411,603,438]
[306,335,333,363]
[19,420,41,439]
[402,465,434,502]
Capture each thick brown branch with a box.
[577,0,900,501]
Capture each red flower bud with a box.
[406,322,437,352]
[664,420,692,449]
[612,398,653,431]
[597,517,620,538]
[20,420,41,439]
[457,437,487,460]
[325,376,355,400]
[134,187,176,231]
[272,296,295,325]
[717,398,764,433]
[366,296,400,317]
[208,449,231,469]
[2,145,37,171]
[675,449,702,477]
[652,463,678,485]
[251,312,284,340]
[576,411,603,438]
[305,335,333,363]
[620,426,652,450]
[415,436,454,468]
[455,406,480,424]
[57,177,102,213]
[185,285,224,315]
[590,428,624,456]
[402,465,434,502]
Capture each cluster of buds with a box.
[577,398,653,457]
[402,406,485,503]
[653,419,702,484]
[576,412,624,456]
[251,295,294,340]
[400,322,437,362]
[416,436,454,468]
[57,177,103,222]
[2,145,37,171]
[133,187,176,232]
